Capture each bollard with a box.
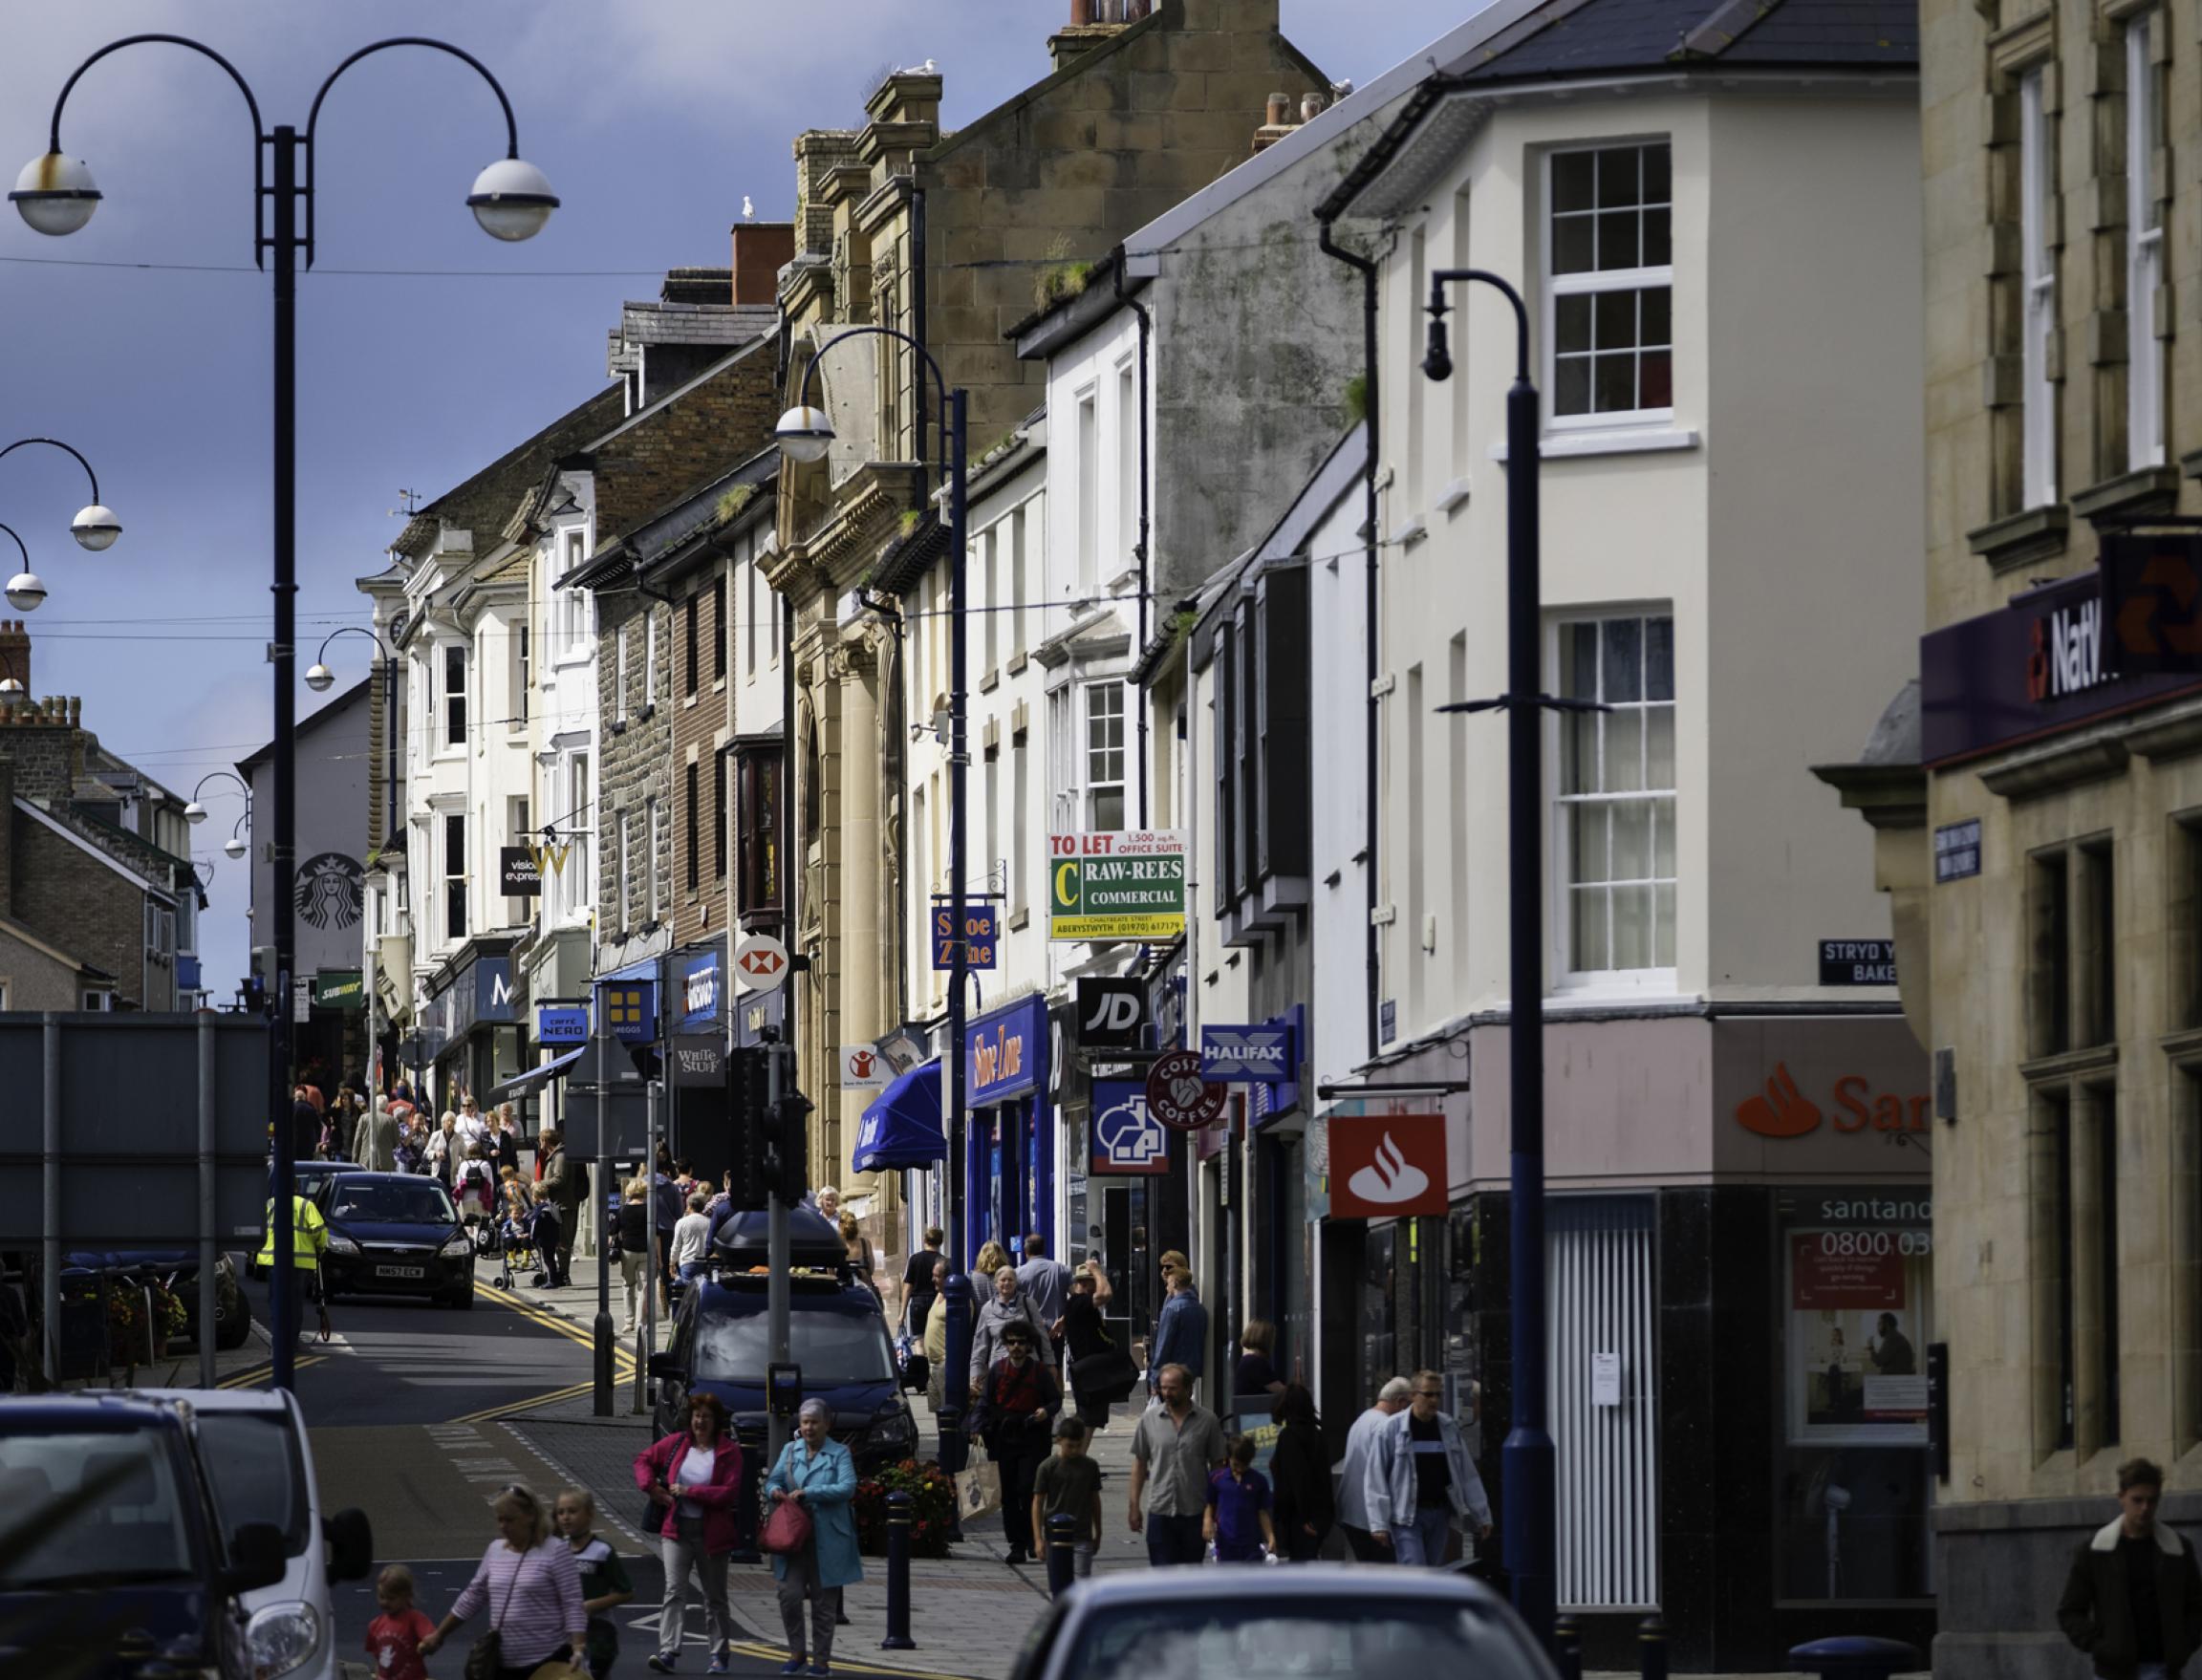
[1555,1614,1583,1680]
[1638,1615,1667,1680]
[1789,1636,1921,1680]
[1047,1512,1078,1597]
[881,1491,917,1649]
[939,1404,967,1543]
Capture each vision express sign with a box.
[1047,831,1186,941]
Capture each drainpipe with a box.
[1112,247,1153,829]
[913,187,931,490]
[1316,213,1381,1065]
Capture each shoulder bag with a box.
[759,1454,814,1557]
[464,1549,529,1680]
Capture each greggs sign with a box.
[1734,1062,1928,1140]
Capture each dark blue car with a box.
[651,1206,918,1475]
[316,1172,476,1308]
[0,1393,288,1679]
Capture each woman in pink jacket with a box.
[634,1392,745,1674]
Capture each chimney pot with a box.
[1265,92,1291,127]
[1302,92,1327,121]
[728,222,796,306]
[1070,0,1093,23]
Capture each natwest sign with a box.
[1328,1116,1448,1218]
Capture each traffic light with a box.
[765,1088,812,1207]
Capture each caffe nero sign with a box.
[1921,534,2202,765]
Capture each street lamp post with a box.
[13,34,556,1390]
[0,525,44,615]
[1419,268,1579,1651]
[0,437,123,598]
[774,335,971,1458]
[305,625,401,841]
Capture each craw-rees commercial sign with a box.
[1047,831,1186,941]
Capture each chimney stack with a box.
[1253,92,1301,154]
[729,222,795,305]
[0,618,27,699]
[1051,0,1142,70]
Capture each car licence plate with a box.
[374,1263,425,1280]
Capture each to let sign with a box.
[931,900,1000,970]
[1818,939,1897,986]
[1047,831,1187,941]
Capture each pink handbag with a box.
[759,1497,813,1556]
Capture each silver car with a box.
[1008,1565,1555,1680]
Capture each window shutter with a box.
[1259,566,1311,881]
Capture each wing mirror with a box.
[323,1506,374,1583]
[223,1520,289,1595]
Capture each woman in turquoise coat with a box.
[765,1398,862,1676]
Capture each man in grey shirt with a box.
[1016,1235,1074,1360]
[1128,1363,1226,1565]
[1336,1376,1411,1562]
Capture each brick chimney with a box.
[0,618,26,698]
[1050,0,1148,69]
[660,267,734,304]
[729,222,795,306]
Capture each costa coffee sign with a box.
[1923,535,2202,766]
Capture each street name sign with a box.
[1047,830,1187,941]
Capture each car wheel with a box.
[214,1297,253,1351]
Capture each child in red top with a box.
[364,1563,436,1680]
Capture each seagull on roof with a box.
[742,195,755,222]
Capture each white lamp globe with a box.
[224,835,247,860]
[9,152,100,237]
[466,157,558,242]
[0,677,21,706]
[305,662,335,693]
[5,571,47,612]
[71,504,120,551]
[775,406,835,464]
[184,801,209,826]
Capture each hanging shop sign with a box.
[932,900,1000,970]
[680,948,723,1032]
[734,933,790,992]
[670,1034,725,1088]
[597,979,657,1045]
[311,970,364,1012]
[1327,1114,1448,1218]
[1090,1079,1169,1174]
[537,1003,589,1045]
[840,1045,890,1090]
[1047,830,1187,941]
[499,847,541,895]
[1145,1048,1226,1131]
[969,995,1047,1106]
[1200,1023,1293,1083]
[1074,977,1148,1049]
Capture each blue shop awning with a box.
[853,1060,944,1174]
[489,1044,588,1103]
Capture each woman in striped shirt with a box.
[420,1483,589,1678]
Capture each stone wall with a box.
[0,918,81,1010]
[593,587,674,951]
[669,558,730,947]
[10,806,149,1007]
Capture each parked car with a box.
[649,1204,918,1474]
[126,1387,372,1680]
[0,1392,290,1679]
[66,1248,252,1350]
[1006,1566,1557,1680]
[248,1164,370,1278]
[316,1173,475,1308]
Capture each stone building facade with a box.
[1820,0,2202,1666]
[771,0,1330,1212]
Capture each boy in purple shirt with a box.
[1204,1434,1277,1562]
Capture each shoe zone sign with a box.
[1090,1079,1169,1175]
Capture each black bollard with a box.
[939,1404,967,1543]
[1638,1615,1668,1680]
[1047,1512,1079,1597]
[881,1491,917,1650]
[1555,1613,1583,1680]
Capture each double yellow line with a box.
[727,1642,974,1680]
[451,1282,643,1424]
[214,1353,328,1390]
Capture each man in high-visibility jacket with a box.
[256,1194,328,1342]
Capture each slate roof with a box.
[1451,0,1914,83]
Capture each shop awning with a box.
[489,1044,588,1103]
[853,1060,944,1174]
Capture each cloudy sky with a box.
[0,0,1475,1000]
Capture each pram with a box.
[486,1206,541,1290]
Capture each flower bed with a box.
[853,1459,958,1559]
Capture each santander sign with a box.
[1733,1062,1928,1140]
[1330,1115,1448,1217]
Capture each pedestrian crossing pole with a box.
[766,1038,791,1468]
[593,989,615,1417]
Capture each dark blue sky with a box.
[0,0,1475,1001]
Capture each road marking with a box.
[216,1353,328,1389]
[494,1418,658,1548]
[447,1378,599,1426]
[475,1279,638,1373]
[729,1640,976,1680]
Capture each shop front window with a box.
[1776,1186,1933,1603]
